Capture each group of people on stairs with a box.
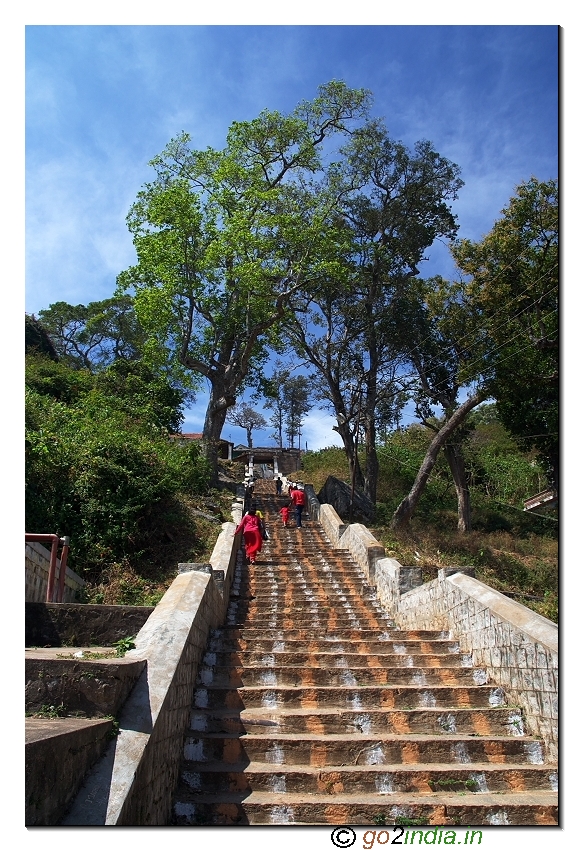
[234,480,308,564]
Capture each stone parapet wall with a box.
[25,602,154,647]
[311,498,558,764]
[337,522,385,583]
[303,484,320,522]
[375,560,558,762]
[26,542,85,603]
[318,503,346,547]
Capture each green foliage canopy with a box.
[117,81,372,479]
[452,178,558,487]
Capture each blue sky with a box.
[23,22,559,450]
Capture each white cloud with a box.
[301,410,343,452]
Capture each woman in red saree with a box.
[234,508,263,564]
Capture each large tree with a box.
[388,276,491,532]
[452,178,558,488]
[390,178,558,529]
[286,121,463,503]
[117,81,371,484]
[390,390,487,530]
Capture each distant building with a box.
[232,446,302,477]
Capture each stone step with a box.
[171,789,559,826]
[192,683,507,711]
[25,717,115,825]
[212,627,451,641]
[225,616,395,630]
[174,761,557,795]
[187,706,527,737]
[202,651,473,669]
[242,605,385,617]
[181,732,547,766]
[226,604,392,620]
[239,565,370,576]
[233,582,375,591]
[209,639,458,655]
[195,665,489,688]
[209,630,459,649]
[228,592,383,606]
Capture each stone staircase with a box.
[171,482,558,826]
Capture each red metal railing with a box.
[25,534,71,602]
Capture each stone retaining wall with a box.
[26,542,85,603]
[25,602,154,647]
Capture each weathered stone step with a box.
[26,716,116,825]
[213,627,451,642]
[171,789,559,826]
[175,761,557,795]
[196,665,489,688]
[227,603,391,619]
[210,630,459,649]
[234,572,374,585]
[192,683,506,710]
[234,581,372,591]
[188,706,527,737]
[231,609,389,624]
[227,616,393,630]
[210,640,459,656]
[203,651,472,669]
[228,593,383,609]
[241,565,372,577]
[182,732,546,766]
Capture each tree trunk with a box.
[363,411,379,506]
[203,380,236,486]
[443,442,471,533]
[334,417,365,492]
[391,392,486,530]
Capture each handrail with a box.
[25,534,71,602]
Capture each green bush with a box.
[25,354,210,575]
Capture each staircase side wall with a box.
[375,559,558,762]
[318,503,346,546]
[61,522,238,826]
[304,484,320,522]
[337,522,385,582]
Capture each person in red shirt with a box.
[279,505,290,527]
[233,507,263,564]
[289,486,306,528]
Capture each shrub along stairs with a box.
[171,481,558,826]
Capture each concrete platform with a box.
[25,646,146,717]
[25,716,114,825]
